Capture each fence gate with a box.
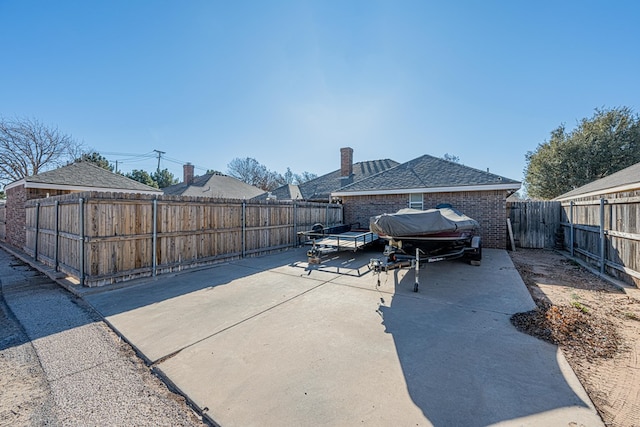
[507,201,561,249]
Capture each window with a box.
[409,193,423,210]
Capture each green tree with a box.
[524,107,640,199]
[153,168,178,188]
[0,190,5,200]
[125,169,159,188]
[76,151,113,171]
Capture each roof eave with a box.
[7,180,162,195]
[331,183,521,197]
[555,182,640,201]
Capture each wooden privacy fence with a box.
[507,201,562,249]
[24,192,343,287]
[561,196,640,286]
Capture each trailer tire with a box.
[468,242,482,263]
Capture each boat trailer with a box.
[369,239,481,292]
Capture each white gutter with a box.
[5,179,162,195]
[555,182,640,201]
[331,183,521,197]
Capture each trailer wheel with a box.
[467,242,482,265]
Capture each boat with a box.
[369,204,481,258]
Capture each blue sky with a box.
[2,1,639,188]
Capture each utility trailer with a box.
[297,223,380,262]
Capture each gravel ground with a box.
[510,249,640,427]
[0,249,207,427]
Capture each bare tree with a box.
[0,117,82,184]
[227,157,285,191]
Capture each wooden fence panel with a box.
[561,195,640,286]
[22,193,344,287]
[507,201,561,248]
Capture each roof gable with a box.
[295,159,399,201]
[334,155,520,195]
[6,162,162,193]
[555,161,640,200]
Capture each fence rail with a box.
[25,192,343,287]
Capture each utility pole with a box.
[153,149,166,173]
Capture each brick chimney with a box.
[340,147,353,177]
[183,163,194,184]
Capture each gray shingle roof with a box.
[23,162,162,193]
[163,173,265,199]
[295,159,399,201]
[555,161,640,200]
[335,154,520,193]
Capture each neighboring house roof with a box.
[261,159,400,202]
[332,154,520,196]
[163,173,266,199]
[555,161,640,201]
[4,162,162,195]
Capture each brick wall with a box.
[5,185,72,249]
[343,190,509,249]
[6,185,27,249]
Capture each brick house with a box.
[258,147,399,202]
[3,161,162,249]
[163,163,266,199]
[332,155,521,249]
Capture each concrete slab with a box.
[84,248,604,426]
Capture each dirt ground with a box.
[510,249,640,427]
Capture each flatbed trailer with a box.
[297,224,379,260]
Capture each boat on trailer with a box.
[369,204,481,257]
[369,205,482,291]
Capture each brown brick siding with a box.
[5,185,73,249]
[6,185,27,249]
[343,190,509,249]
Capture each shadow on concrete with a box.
[378,266,592,426]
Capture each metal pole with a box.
[34,202,40,260]
[293,202,297,247]
[242,201,246,258]
[152,198,158,277]
[414,248,420,292]
[569,201,574,257]
[600,198,606,274]
[54,200,59,271]
[79,198,85,286]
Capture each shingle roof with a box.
[16,162,162,193]
[163,173,266,199]
[334,154,520,194]
[555,161,640,200]
[293,159,399,201]
[252,184,303,201]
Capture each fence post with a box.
[152,198,157,277]
[600,198,606,274]
[34,202,40,260]
[293,201,298,247]
[569,201,574,257]
[54,200,59,271]
[79,198,85,286]
[242,200,246,258]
